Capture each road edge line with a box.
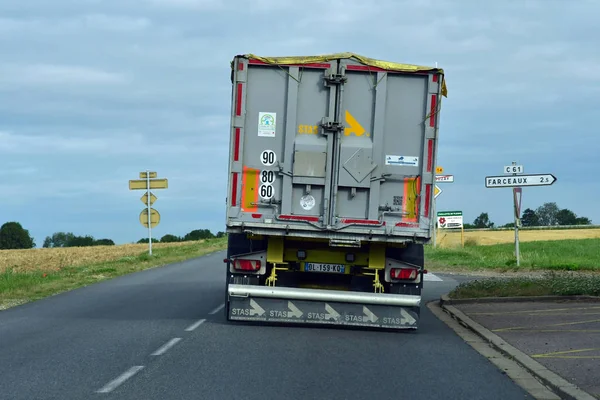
[438,297,598,400]
[96,365,145,393]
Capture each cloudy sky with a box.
[1,0,598,246]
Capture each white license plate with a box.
[304,263,346,274]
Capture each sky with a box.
[0,0,598,246]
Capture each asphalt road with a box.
[0,252,534,400]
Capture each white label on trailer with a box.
[300,194,315,210]
[258,112,276,137]
[260,170,276,185]
[260,150,276,166]
[259,184,274,199]
[385,155,419,167]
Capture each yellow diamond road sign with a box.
[140,208,160,228]
[434,185,442,199]
[141,191,157,206]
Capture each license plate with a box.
[304,263,346,274]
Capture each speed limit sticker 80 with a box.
[259,150,277,199]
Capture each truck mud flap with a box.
[227,285,420,330]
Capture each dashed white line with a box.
[209,303,225,315]
[96,365,144,393]
[151,338,182,356]
[185,318,206,332]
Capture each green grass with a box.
[0,237,227,310]
[449,272,600,299]
[425,238,600,271]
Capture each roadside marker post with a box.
[432,167,454,248]
[485,162,557,266]
[129,171,168,255]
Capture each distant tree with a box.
[501,222,515,228]
[0,222,36,250]
[216,231,226,238]
[183,229,215,241]
[473,212,494,228]
[94,238,115,246]
[462,223,476,229]
[536,202,559,226]
[556,209,578,226]
[43,232,76,248]
[521,208,539,227]
[575,216,592,225]
[67,235,96,247]
[160,234,180,243]
[137,238,149,244]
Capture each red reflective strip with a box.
[395,222,419,228]
[432,74,438,82]
[234,128,240,161]
[235,83,243,116]
[340,219,384,225]
[231,173,238,207]
[346,65,388,72]
[251,214,262,219]
[238,62,244,71]
[427,139,433,172]
[248,59,330,69]
[429,94,437,127]
[278,215,319,222]
[424,184,432,217]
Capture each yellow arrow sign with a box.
[344,110,370,137]
[129,178,168,190]
[434,185,442,199]
[141,191,157,206]
[139,208,160,228]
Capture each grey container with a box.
[225,53,446,244]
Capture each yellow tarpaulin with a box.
[237,52,447,97]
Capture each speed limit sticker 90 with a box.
[259,150,276,199]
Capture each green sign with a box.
[437,211,463,217]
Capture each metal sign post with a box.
[129,171,168,255]
[485,163,557,266]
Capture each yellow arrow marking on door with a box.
[344,110,369,137]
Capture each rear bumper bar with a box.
[228,284,420,307]
[227,284,421,330]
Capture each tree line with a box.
[0,221,225,250]
[464,202,592,229]
[136,229,226,244]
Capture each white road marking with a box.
[96,365,144,393]
[151,338,181,356]
[209,303,225,315]
[185,319,206,332]
[424,273,443,282]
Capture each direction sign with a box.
[436,166,444,174]
[140,171,157,179]
[434,185,442,199]
[504,165,523,174]
[141,191,157,206]
[485,174,557,188]
[435,175,454,183]
[140,208,160,228]
[129,178,168,190]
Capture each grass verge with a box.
[448,272,600,299]
[425,238,600,271]
[0,237,227,310]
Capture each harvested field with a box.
[436,228,600,248]
[0,240,215,274]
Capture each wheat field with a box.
[0,241,210,273]
[436,228,600,248]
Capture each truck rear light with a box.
[233,259,261,271]
[390,268,418,280]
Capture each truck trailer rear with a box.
[223,52,447,330]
